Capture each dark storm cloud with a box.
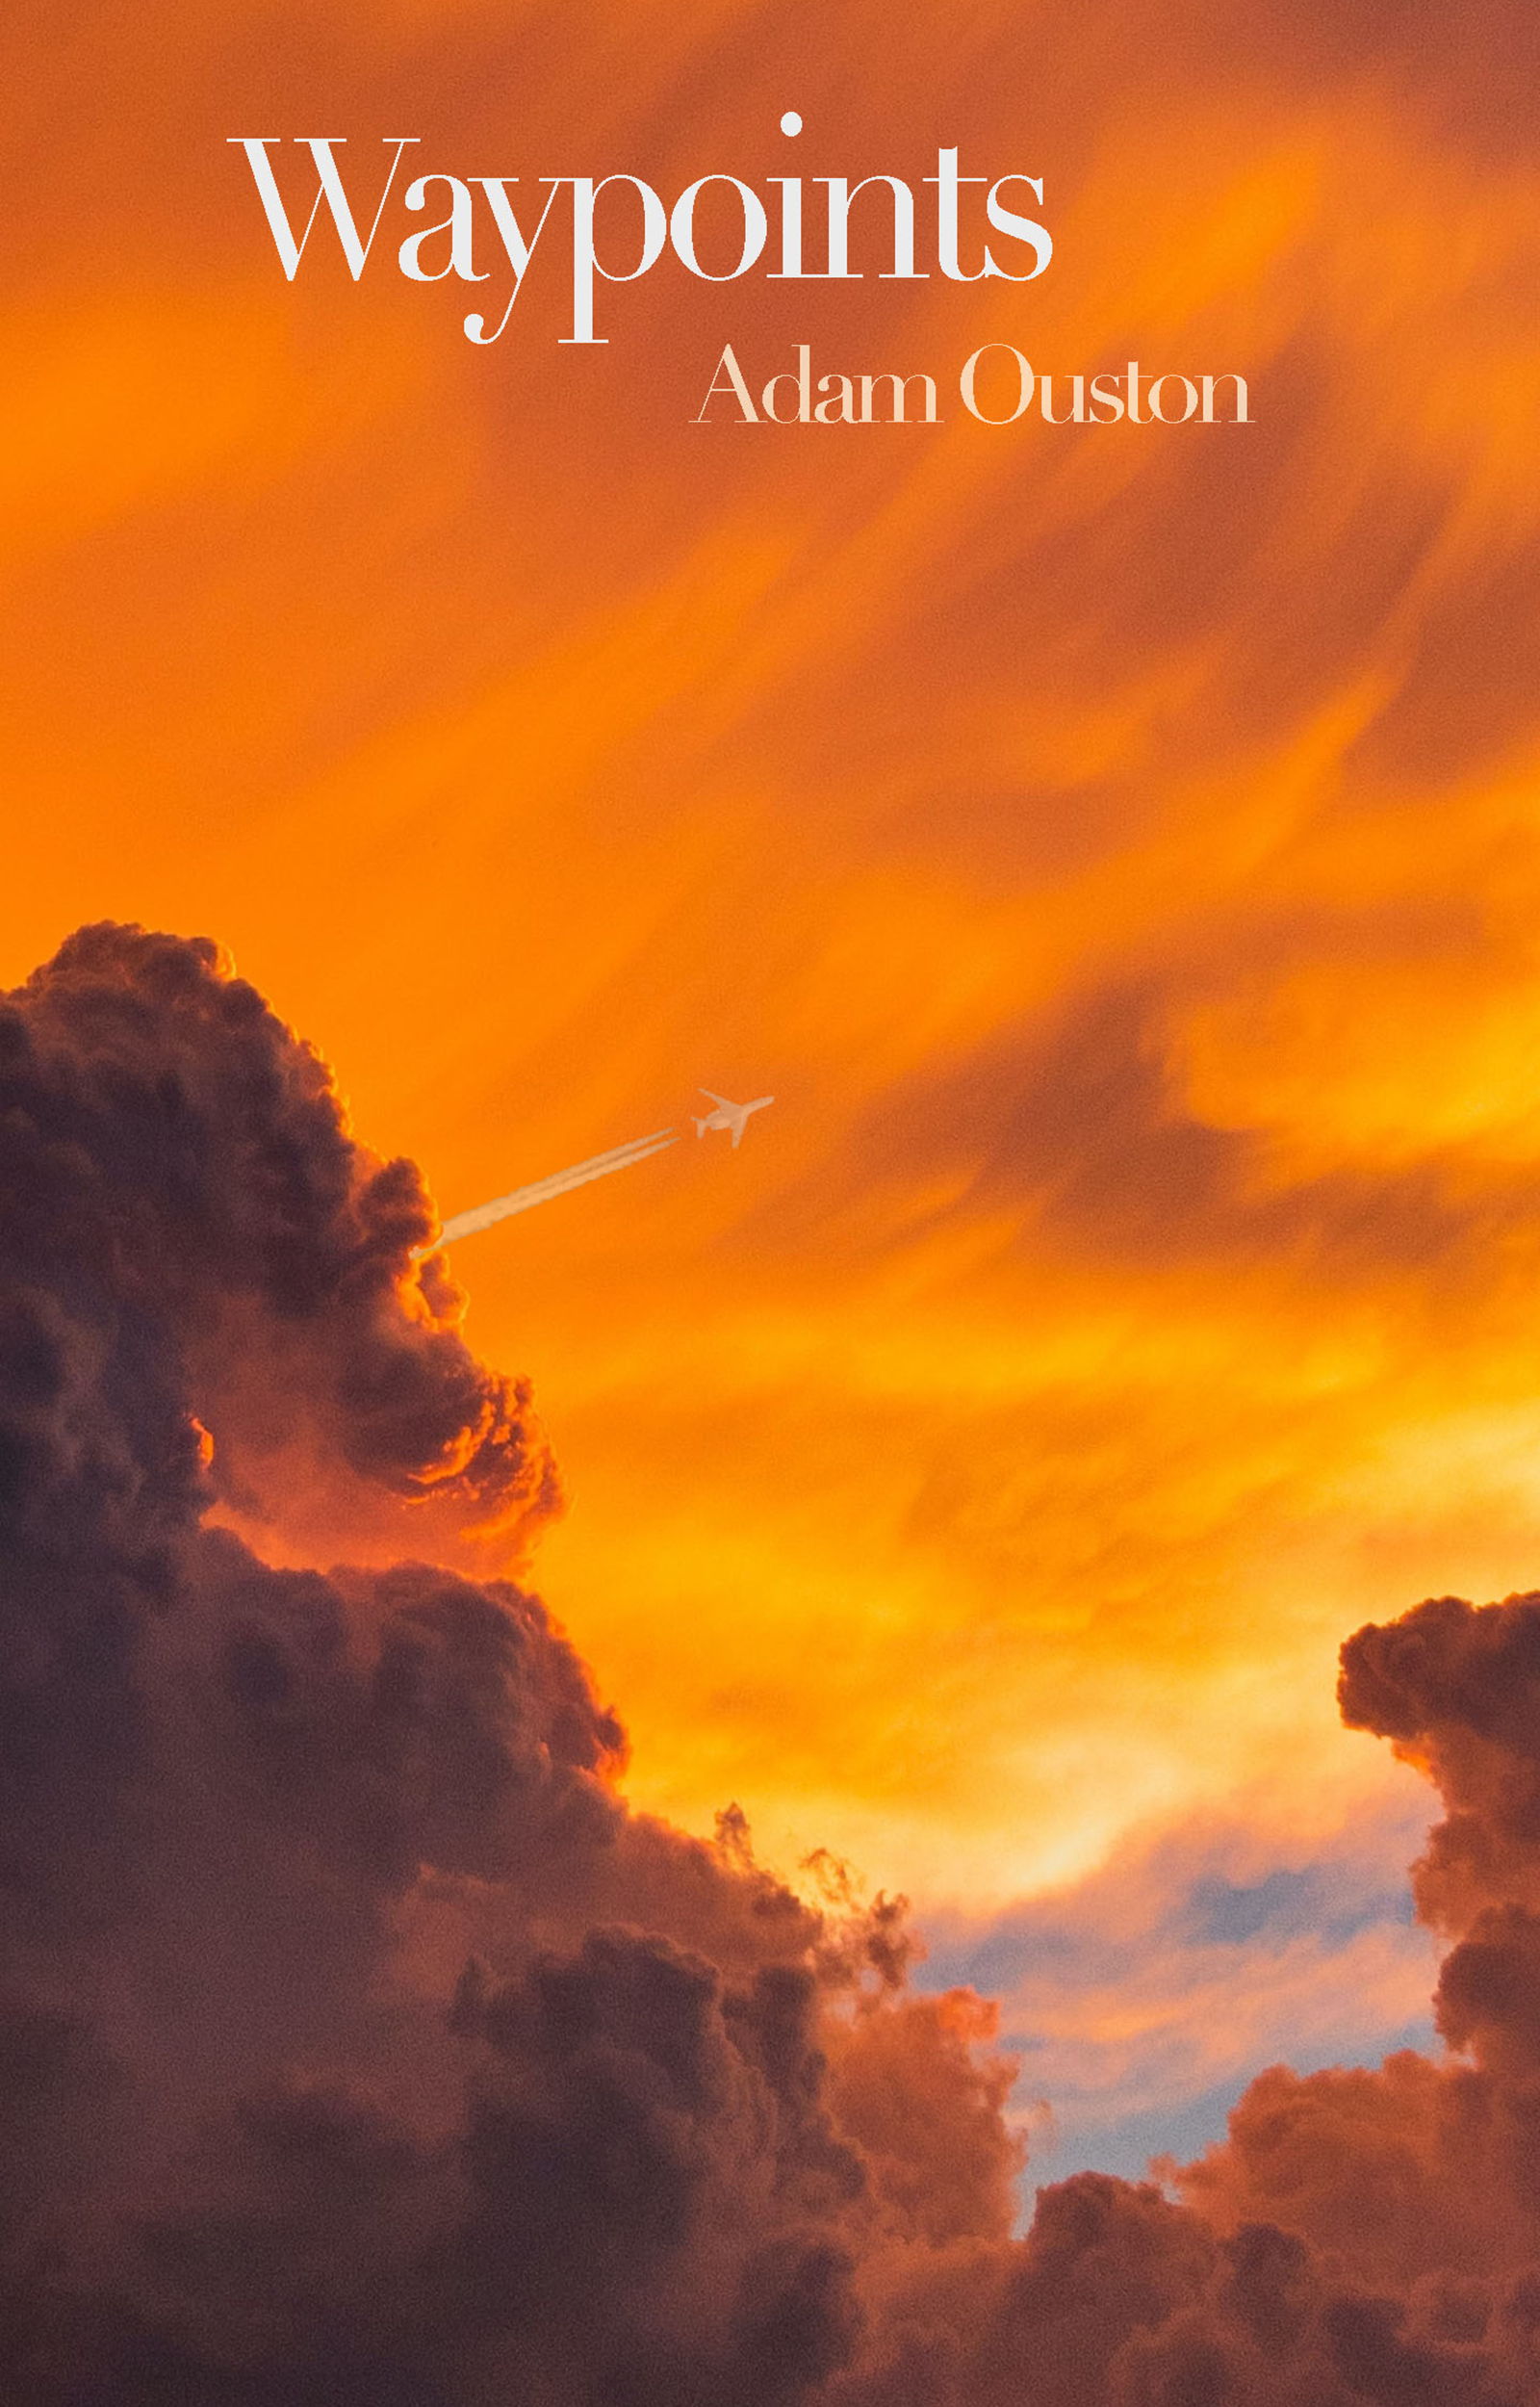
[10,925,1540,2404]
[1342,1593,1540,1930]
[0,926,991,2405]
[3,921,560,1541]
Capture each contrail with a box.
[432,1128,678,1246]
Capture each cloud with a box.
[0,926,997,2402]
[10,923,1540,2402]
[3,920,563,1577]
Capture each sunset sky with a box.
[5,0,1539,2187]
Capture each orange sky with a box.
[4,1,1539,2148]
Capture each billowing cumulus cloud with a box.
[9,923,1540,2404]
[1,921,561,1568]
[0,926,1000,2403]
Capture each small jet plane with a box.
[694,1089,775,1148]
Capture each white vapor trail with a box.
[432,1128,678,1245]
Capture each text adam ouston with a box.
[693,344,1248,426]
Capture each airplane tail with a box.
[693,1116,709,1137]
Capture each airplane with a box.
[694,1089,774,1148]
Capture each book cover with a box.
[3,6,1537,2400]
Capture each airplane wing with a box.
[699,1088,732,1107]
[730,1124,743,1147]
